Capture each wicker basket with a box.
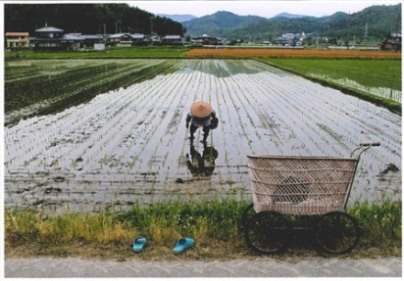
[247,155,358,215]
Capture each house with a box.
[190,34,222,45]
[190,37,203,45]
[108,33,149,46]
[108,33,132,46]
[161,35,183,45]
[60,33,82,50]
[201,34,218,45]
[31,26,65,49]
[30,25,83,50]
[275,37,293,46]
[5,32,30,49]
[275,32,306,46]
[379,39,401,51]
[79,34,104,47]
[379,33,401,51]
[131,33,149,45]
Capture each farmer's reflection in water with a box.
[186,144,219,178]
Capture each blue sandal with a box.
[132,236,147,253]
[173,237,194,254]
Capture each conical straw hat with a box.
[191,101,212,118]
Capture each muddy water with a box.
[4,60,401,212]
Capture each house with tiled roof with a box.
[161,35,183,45]
[30,25,82,50]
[379,32,402,51]
[108,33,149,46]
[5,32,30,49]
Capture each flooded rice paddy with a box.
[4,59,401,212]
[309,73,402,103]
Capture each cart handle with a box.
[350,142,381,158]
[359,142,381,147]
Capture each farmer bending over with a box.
[186,101,218,144]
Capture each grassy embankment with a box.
[5,199,401,260]
[4,46,190,59]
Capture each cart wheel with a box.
[244,211,291,254]
[315,211,361,255]
[241,203,255,229]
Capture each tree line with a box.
[5,3,185,36]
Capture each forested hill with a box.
[183,11,266,36]
[183,4,401,41]
[5,3,184,36]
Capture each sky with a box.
[127,0,402,18]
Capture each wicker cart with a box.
[242,143,380,255]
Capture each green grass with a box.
[261,58,401,91]
[5,198,401,260]
[5,46,191,60]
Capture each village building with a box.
[190,34,224,45]
[108,33,149,46]
[274,32,306,46]
[30,25,84,50]
[31,26,65,49]
[130,33,149,45]
[59,33,82,50]
[5,32,30,49]
[379,32,402,51]
[79,34,105,47]
[161,35,183,45]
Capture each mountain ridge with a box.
[183,11,267,37]
[182,4,401,41]
[273,12,308,19]
[158,14,197,22]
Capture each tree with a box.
[5,3,185,36]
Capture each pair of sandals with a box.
[133,236,195,254]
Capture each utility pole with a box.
[150,16,154,45]
[104,24,106,44]
[346,13,350,49]
[364,22,368,41]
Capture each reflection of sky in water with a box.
[180,59,287,77]
[4,60,401,211]
[310,73,402,103]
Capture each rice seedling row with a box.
[4,60,178,126]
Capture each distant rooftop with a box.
[35,26,64,33]
[6,32,29,36]
[164,35,181,39]
[109,33,145,39]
